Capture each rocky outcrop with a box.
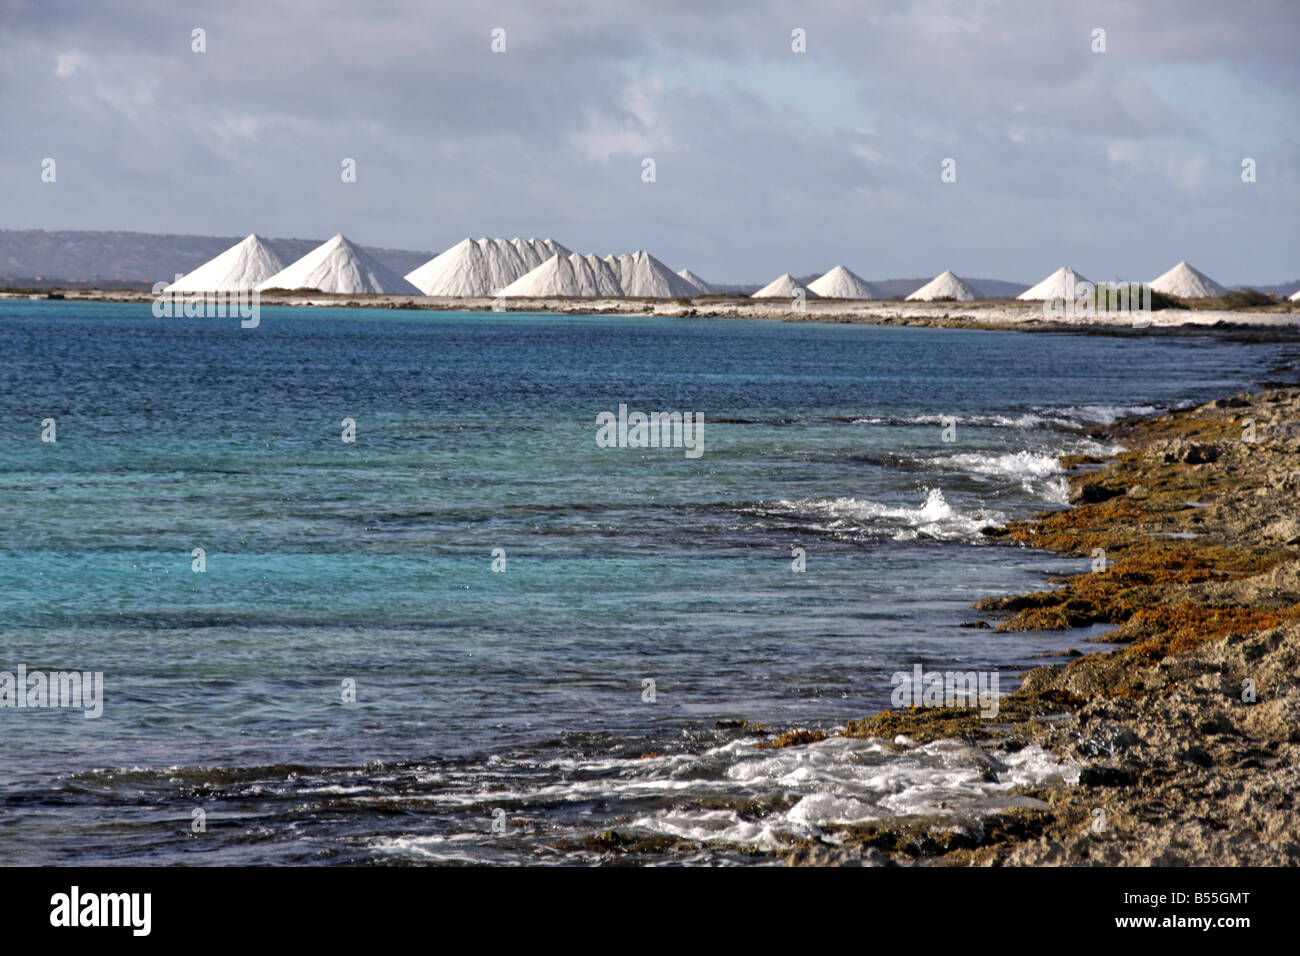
[787,387,1300,866]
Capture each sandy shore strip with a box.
[6,289,1300,333]
[773,384,1300,866]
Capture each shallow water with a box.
[0,302,1275,863]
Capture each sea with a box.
[0,301,1279,864]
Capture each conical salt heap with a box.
[1149,261,1226,298]
[808,265,879,299]
[164,234,285,293]
[905,270,980,301]
[676,268,714,294]
[1017,266,1091,301]
[752,273,817,299]
[498,252,625,297]
[604,251,700,297]
[404,238,570,296]
[256,234,420,294]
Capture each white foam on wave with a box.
[369,832,490,864]
[930,439,1119,502]
[758,488,1006,542]
[351,733,1081,858]
[852,403,1161,431]
[930,450,1071,504]
[1072,436,1124,457]
[629,736,1079,848]
[852,413,1052,429]
[1045,403,1158,426]
[1041,476,1069,504]
[932,449,1069,500]
[935,449,1063,480]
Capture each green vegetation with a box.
[1219,287,1275,309]
[1086,283,1187,312]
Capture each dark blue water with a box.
[0,301,1276,863]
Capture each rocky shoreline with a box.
[785,385,1300,865]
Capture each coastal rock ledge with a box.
[785,386,1300,866]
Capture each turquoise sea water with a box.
[0,301,1279,863]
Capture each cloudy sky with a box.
[4,0,1298,284]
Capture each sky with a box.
[3,0,1298,284]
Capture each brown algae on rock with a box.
[780,386,1300,865]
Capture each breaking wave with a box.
[1037,403,1159,426]
[852,412,1054,429]
[746,488,1006,542]
[629,736,1079,848]
[931,449,1068,500]
[853,403,1160,431]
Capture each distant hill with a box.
[707,282,764,295]
[1240,279,1300,298]
[0,230,431,285]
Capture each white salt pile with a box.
[164,234,285,293]
[677,268,714,294]
[905,270,980,301]
[605,251,700,297]
[752,273,817,299]
[1290,289,1300,302]
[404,238,570,296]
[256,234,420,294]
[498,252,624,297]
[1017,266,1090,301]
[808,265,879,299]
[1150,261,1226,298]
[499,250,703,298]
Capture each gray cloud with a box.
[3,0,1297,284]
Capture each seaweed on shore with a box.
[778,386,1300,866]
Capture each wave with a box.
[928,436,1121,502]
[852,404,1160,431]
[1035,403,1159,426]
[628,736,1080,849]
[30,734,1081,862]
[361,734,1081,857]
[852,412,1052,429]
[929,449,1067,501]
[934,449,1062,479]
[743,488,1007,542]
